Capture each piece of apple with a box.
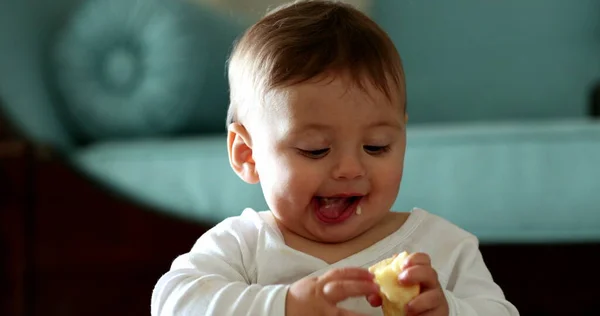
[368,252,420,316]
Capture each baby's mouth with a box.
[313,196,362,223]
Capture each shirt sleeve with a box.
[150,218,289,316]
[445,236,520,316]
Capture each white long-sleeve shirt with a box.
[151,208,519,316]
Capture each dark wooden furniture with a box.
[481,243,600,315]
[592,81,600,118]
[1,140,30,316]
[0,122,213,315]
[1,115,599,315]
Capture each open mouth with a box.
[313,195,363,224]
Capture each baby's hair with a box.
[226,0,405,126]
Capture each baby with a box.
[151,1,520,315]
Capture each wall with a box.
[372,0,600,124]
[194,0,371,21]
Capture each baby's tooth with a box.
[321,197,343,208]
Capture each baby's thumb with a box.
[333,307,369,316]
[366,293,382,307]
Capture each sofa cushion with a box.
[50,0,242,142]
[70,119,600,243]
[71,135,268,223]
[397,119,600,243]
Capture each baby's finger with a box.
[399,265,439,290]
[405,289,445,315]
[323,280,380,304]
[366,293,382,307]
[402,252,431,269]
[334,307,369,316]
[321,267,374,282]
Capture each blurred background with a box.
[1,0,599,315]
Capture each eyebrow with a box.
[368,121,404,130]
[292,123,332,132]
[286,124,331,138]
[289,121,404,135]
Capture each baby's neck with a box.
[274,212,409,265]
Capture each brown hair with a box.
[226,0,405,126]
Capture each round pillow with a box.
[52,0,231,141]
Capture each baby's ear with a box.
[227,123,259,184]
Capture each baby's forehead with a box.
[270,74,406,112]
[251,81,404,131]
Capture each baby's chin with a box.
[302,219,372,244]
[311,231,365,244]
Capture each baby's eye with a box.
[364,145,390,155]
[298,148,330,159]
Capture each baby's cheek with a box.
[380,164,404,184]
[271,163,316,199]
[261,154,296,181]
[287,167,319,192]
[391,168,404,184]
[373,167,403,200]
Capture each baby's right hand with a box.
[286,267,380,316]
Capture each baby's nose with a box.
[332,154,366,180]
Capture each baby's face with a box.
[247,73,406,243]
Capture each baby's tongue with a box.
[317,197,352,218]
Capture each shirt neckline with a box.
[253,208,428,270]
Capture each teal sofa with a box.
[2,0,600,245]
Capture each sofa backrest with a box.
[372,0,600,124]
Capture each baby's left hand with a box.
[399,252,449,316]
